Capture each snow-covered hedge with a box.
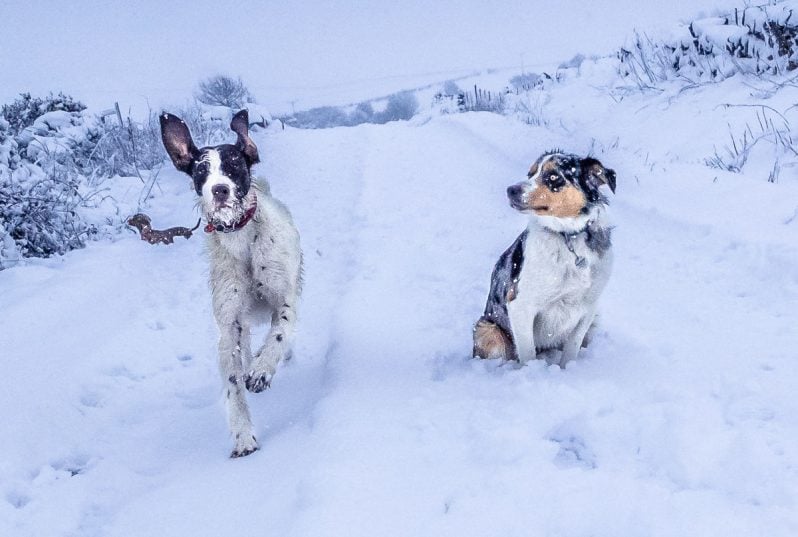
[618,2,798,86]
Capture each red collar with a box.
[204,199,258,234]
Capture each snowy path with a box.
[2,113,798,536]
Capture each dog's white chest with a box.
[214,230,252,261]
[509,229,611,351]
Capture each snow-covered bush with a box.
[0,119,22,268]
[618,3,798,87]
[1,92,86,136]
[375,91,419,123]
[0,147,95,263]
[349,102,376,125]
[195,75,255,109]
[0,107,109,265]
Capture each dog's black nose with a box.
[507,184,523,200]
[212,184,230,201]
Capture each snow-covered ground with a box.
[3,56,798,536]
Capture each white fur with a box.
[207,180,302,456]
[508,205,613,368]
[200,149,240,226]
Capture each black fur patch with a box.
[190,146,252,197]
[481,230,528,343]
[585,223,613,257]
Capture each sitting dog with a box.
[473,151,616,368]
[160,110,302,457]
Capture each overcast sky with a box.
[1,0,724,115]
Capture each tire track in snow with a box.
[280,115,568,535]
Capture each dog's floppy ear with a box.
[580,157,616,194]
[160,112,199,174]
[230,109,260,166]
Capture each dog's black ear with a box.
[160,112,199,174]
[580,157,616,194]
[230,109,260,166]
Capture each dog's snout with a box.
[212,184,230,201]
[507,184,522,199]
[507,183,529,211]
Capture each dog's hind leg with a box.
[473,318,515,360]
[246,295,298,393]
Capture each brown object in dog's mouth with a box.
[127,213,201,245]
[531,206,550,212]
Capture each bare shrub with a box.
[195,75,255,108]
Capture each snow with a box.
[4,19,798,537]
[3,79,798,534]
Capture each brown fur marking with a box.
[529,184,586,218]
[540,159,559,175]
[473,319,515,360]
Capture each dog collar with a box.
[204,199,258,234]
[559,221,593,268]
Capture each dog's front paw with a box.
[244,368,274,393]
[231,433,259,458]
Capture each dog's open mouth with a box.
[531,205,550,212]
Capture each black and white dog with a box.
[160,110,302,457]
[473,151,616,368]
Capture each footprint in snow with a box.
[549,425,597,470]
[79,390,104,409]
[5,490,31,509]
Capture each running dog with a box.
[473,151,616,368]
[160,110,302,457]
